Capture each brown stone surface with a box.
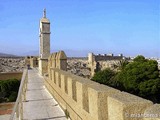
[108,92,153,120]
[144,104,160,120]
[0,102,14,115]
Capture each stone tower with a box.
[38,9,50,75]
[39,8,50,59]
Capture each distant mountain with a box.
[21,49,89,57]
[21,51,39,56]
[0,52,18,57]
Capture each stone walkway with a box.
[23,68,67,120]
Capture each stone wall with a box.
[39,12,50,59]
[38,58,48,75]
[0,72,22,80]
[24,56,30,66]
[48,50,67,78]
[30,57,38,68]
[45,68,160,120]
[25,56,38,68]
[88,53,129,77]
[44,51,160,120]
[88,53,123,63]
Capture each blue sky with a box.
[0,0,159,57]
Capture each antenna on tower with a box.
[43,8,46,18]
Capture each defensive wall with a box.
[88,53,130,77]
[24,56,38,68]
[43,51,160,120]
[0,72,22,80]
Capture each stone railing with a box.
[10,69,28,120]
[45,68,160,120]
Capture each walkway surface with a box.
[23,68,67,120]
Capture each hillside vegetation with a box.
[0,79,20,102]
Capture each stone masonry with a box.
[88,53,129,77]
[39,8,50,59]
[38,9,51,75]
[45,51,160,120]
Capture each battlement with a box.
[94,53,123,61]
[24,56,38,68]
[48,50,67,70]
[45,67,159,120]
[44,51,160,120]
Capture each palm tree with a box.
[113,59,129,71]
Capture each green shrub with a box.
[0,79,20,103]
[8,91,18,102]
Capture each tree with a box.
[133,55,146,62]
[115,55,160,103]
[91,55,160,103]
[113,59,129,71]
[139,79,160,103]
[91,68,115,85]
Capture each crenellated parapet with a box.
[48,51,67,70]
[48,51,67,80]
[94,53,123,61]
[44,67,160,120]
[43,51,160,120]
[30,57,38,68]
[24,56,38,68]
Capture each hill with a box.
[0,52,17,57]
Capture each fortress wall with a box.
[89,60,120,77]
[98,60,120,70]
[44,68,159,120]
[143,104,160,120]
[95,56,123,61]
[24,57,30,65]
[43,51,159,120]
[88,53,124,77]
[25,56,38,68]
[108,92,153,120]
[30,57,38,68]
[0,72,22,80]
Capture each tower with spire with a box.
[39,8,50,59]
[39,9,51,75]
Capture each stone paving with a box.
[23,68,67,120]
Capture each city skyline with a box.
[0,0,159,57]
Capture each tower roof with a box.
[40,8,50,23]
